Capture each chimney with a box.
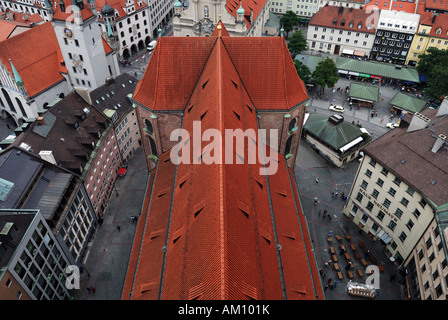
[37,116,45,125]
[436,97,448,117]
[431,134,447,153]
[407,112,430,132]
[39,150,57,165]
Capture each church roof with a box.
[133,33,308,112]
[122,24,321,301]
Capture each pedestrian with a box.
[91,287,95,295]
[334,280,339,288]
[314,197,318,205]
[324,284,329,292]
[315,178,319,183]
[328,215,332,221]
[87,286,91,295]
[340,192,344,199]
[117,225,121,232]
[319,268,324,276]
[334,192,338,198]
[6,123,10,129]
[318,210,322,216]
[331,192,334,198]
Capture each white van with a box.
[147,40,157,51]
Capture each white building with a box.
[172,0,270,37]
[270,0,319,19]
[0,0,121,126]
[307,6,377,57]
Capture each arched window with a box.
[148,136,157,155]
[15,98,27,118]
[204,5,209,18]
[1,88,16,113]
[285,135,293,155]
[288,118,297,132]
[145,119,154,135]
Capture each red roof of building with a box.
[95,0,148,21]
[419,11,448,39]
[363,0,417,13]
[0,22,66,97]
[311,6,376,33]
[211,20,230,37]
[424,0,448,11]
[133,35,308,111]
[51,0,95,22]
[0,10,44,24]
[0,20,31,41]
[225,0,268,30]
[122,26,322,300]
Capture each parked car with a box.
[329,105,345,113]
[386,122,399,129]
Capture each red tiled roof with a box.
[51,0,95,22]
[211,20,230,37]
[419,12,448,39]
[311,6,376,34]
[102,36,113,55]
[0,20,30,41]
[0,22,65,97]
[225,0,268,30]
[363,0,417,13]
[0,10,44,24]
[424,0,448,11]
[123,29,321,300]
[133,36,308,111]
[95,0,147,21]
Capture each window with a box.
[388,220,397,231]
[377,210,385,221]
[366,201,374,211]
[419,198,427,208]
[356,192,363,202]
[401,197,409,207]
[365,169,372,178]
[74,39,79,47]
[406,219,414,231]
[399,231,407,243]
[394,208,403,219]
[376,178,384,187]
[426,237,432,249]
[383,198,391,208]
[372,189,379,199]
[381,167,389,176]
[361,180,368,190]
[369,158,377,167]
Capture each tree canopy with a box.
[312,57,339,92]
[294,60,312,84]
[280,11,299,38]
[417,47,448,100]
[288,30,308,56]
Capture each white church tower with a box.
[51,0,120,90]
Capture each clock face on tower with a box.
[64,27,73,39]
[182,0,189,9]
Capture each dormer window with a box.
[436,27,442,34]
[332,18,337,25]
[341,19,345,26]
[358,22,362,29]
[349,20,354,28]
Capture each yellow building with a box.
[406,13,448,66]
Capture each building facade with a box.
[172,0,270,37]
[369,10,420,65]
[342,107,448,299]
[307,6,377,57]
[270,0,319,19]
[0,209,75,300]
[406,12,448,66]
[88,73,141,164]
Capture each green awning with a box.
[389,92,427,113]
[349,83,379,102]
[336,57,420,83]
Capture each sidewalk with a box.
[293,139,405,300]
[71,147,149,300]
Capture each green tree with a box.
[294,60,312,84]
[312,57,339,93]
[280,11,299,39]
[288,30,308,56]
[417,47,448,100]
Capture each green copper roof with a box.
[389,92,427,114]
[237,3,245,14]
[349,83,379,102]
[106,18,114,37]
[9,59,23,87]
[304,114,364,150]
[174,0,182,7]
[336,57,420,83]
